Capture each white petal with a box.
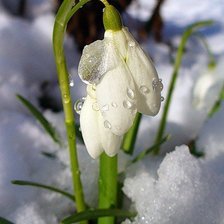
[122,27,162,116]
[98,113,123,157]
[104,29,127,59]
[96,62,137,136]
[80,95,103,159]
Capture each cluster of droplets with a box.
[152,78,163,91]
[101,88,137,131]
[74,77,164,130]
[152,78,164,102]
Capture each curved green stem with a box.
[53,0,89,217]
[98,153,118,224]
[153,20,213,155]
[194,33,216,68]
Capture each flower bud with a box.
[103,5,122,31]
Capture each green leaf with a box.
[61,209,136,224]
[131,135,170,164]
[11,180,75,202]
[0,217,14,224]
[16,94,62,145]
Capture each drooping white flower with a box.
[193,61,224,113]
[77,5,162,158]
[79,85,123,159]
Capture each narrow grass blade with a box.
[16,94,62,145]
[61,209,136,224]
[208,86,224,117]
[11,180,75,202]
[131,135,170,164]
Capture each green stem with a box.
[153,20,213,155]
[122,113,142,154]
[52,0,88,218]
[98,153,118,224]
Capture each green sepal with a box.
[103,5,122,31]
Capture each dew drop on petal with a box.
[131,107,137,115]
[92,102,100,111]
[104,120,111,129]
[115,126,121,131]
[159,78,163,91]
[74,97,85,114]
[111,102,118,108]
[123,100,133,109]
[152,78,159,90]
[127,88,135,99]
[128,41,135,47]
[152,103,158,111]
[161,96,164,102]
[102,104,109,111]
[140,85,150,94]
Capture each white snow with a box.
[123,146,224,224]
[0,0,224,223]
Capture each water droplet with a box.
[161,96,164,102]
[69,134,75,140]
[127,88,135,99]
[111,102,118,108]
[92,102,99,111]
[101,104,109,111]
[63,94,70,103]
[69,74,74,87]
[159,78,163,91]
[123,100,133,109]
[128,41,135,47]
[140,85,150,94]
[152,103,158,110]
[74,98,85,114]
[152,78,159,90]
[131,107,137,115]
[115,126,121,131]
[104,120,111,129]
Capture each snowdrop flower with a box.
[193,60,224,113]
[77,5,162,158]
